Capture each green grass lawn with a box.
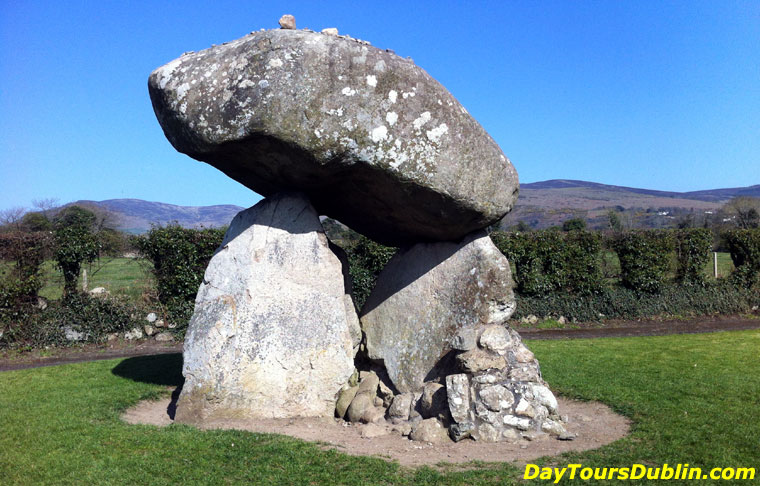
[1,330,758,485]
[600,251,735,282]
[35,257,152,302]
[709,252,735,278]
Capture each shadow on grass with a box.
[111,353,184,388]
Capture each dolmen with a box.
[148,17,571,442]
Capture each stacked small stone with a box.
[335,324,570,443]
[446,325,569,442]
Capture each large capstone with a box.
[360,230,516,393]
[148,29,518,246]
[175,192,359,423]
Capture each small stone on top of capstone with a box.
[322,27,339,36]
[279,14,296,30]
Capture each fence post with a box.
[713,252,718,279]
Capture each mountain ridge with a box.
[69,180,758,233]
[520,179,760,202]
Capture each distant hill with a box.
[502,180,760,230]
[68,180,759,233]
[71,199,244,233]
[521,179,760,202]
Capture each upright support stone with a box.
[175,193,358,423]
[360,230,516,393]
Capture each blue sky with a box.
[1,1,758,210]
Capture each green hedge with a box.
[724,229,760,284]
[490,227,760,322]
[343,236,396,310]
[0,293,140,349]
[675,228,713,286]
[0,232,49,306]
[611,230,675,293]
[134,225,225,328]
[514,280,759,322]
[490,230,604,296]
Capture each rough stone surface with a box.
[64,326,86,342]
[363,406,386,424]
[278,15,296,30]
[531,384,559,414]
[450,327,478,351]
[155,332,175,342]
[449,421,475,442]
[388,393,413,420]
[410,418,449,443]
[89,287,108,297]
[457,348,507,373]
[420,382,448,420]
[361,231,516,392]
[347,372,382,423]
[479,325,512,354]
[444,326,567,442]
[356,372,380,396]
[377,380,395,408]
[335,385,359,419]
[346,393,374,423]
[445,374,471,423]
[175,193,358,423]
[148,29,518,246]
[124,328,143,340]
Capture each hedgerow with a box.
[611,230,674,293]
[490,230,604,296]
[675,228,713,286]
[0,293,140,349]
[514,280,759,323]
[724,229,760,285]
[0,232,50,306]
[134,225,225,327]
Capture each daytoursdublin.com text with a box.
[524,463,755,482]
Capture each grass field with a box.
[1,330,757,485]
[600,251,735,281]
[34,257,152,301]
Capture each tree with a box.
[676,214,694,229]
[0,207,26,232]
[723,197,760,229]
[56,205,97,231]
[515,221,531,232]
[53,206,99,295]
[31,198,59,220]
[607,210,623,231]
[562,218,586,232]
[21,212,52,232]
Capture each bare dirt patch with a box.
[122,395,629,468]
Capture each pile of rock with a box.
[333,323,571,443]
[445,325,570,441]
[148,15,571,443]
